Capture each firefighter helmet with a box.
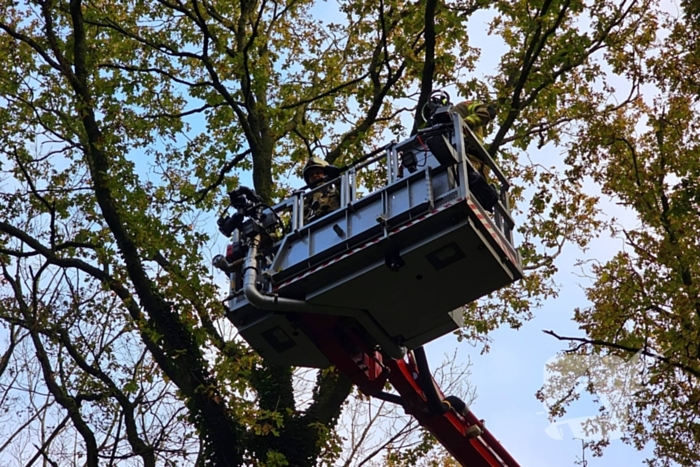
[303,156,340,185]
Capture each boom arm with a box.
[241,237,521,467]
[302,312,520,466]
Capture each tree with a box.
[539,3,700,466]
[0,0,658,465]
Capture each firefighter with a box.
[302,156,341,222]
[450,100,499,212]
[450,100,496,140]
[450,100,496,170]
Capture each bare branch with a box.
[24,415,70,467]
[543,330,700,378]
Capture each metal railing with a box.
[262,115,516,248]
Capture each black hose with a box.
[444,395,469,417]
[413,346,448,415]
[261,203,289,235]
[374,391,405,407]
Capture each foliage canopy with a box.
[0,0,690,465]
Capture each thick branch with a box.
[181,148,252,205]
[490,0,639,156]
[303,371,353,427]
[411,0,438,135]
[53,1,247,462]
[489,0,567,155]
[0,326,20,379]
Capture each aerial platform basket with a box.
[218,114,523,369]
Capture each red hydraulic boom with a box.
[302,313,521,467]
[237,238,520,466]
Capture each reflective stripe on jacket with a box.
[450,101,492,142]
